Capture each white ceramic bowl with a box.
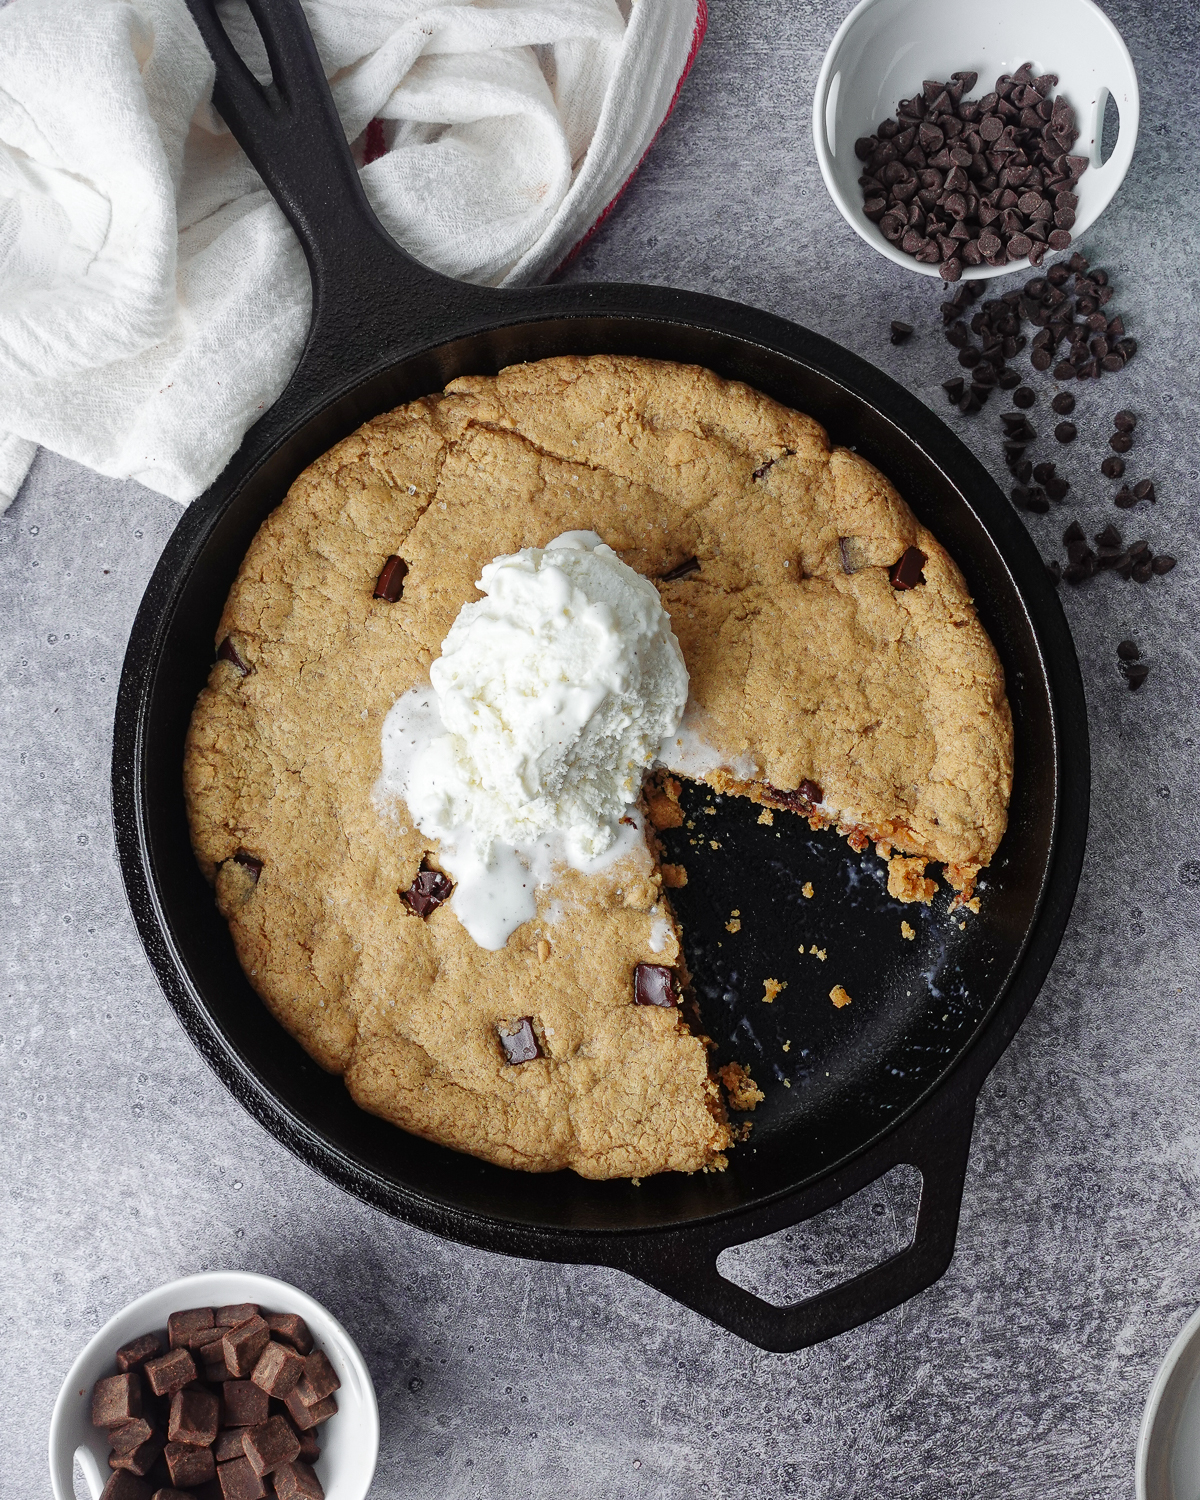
[812,0,1140,279]
[1137,1306,1200,1500]
[49,1271,378,1500]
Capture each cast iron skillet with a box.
[113,0,1089,1351]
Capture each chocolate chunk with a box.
[164,1442,216,1489]
[215,1304,260,1328]
[497,1017,541,1062]
[168,1308,214,1350]
[373,555,408,602]
[1050,392,1075,415]
[890,320,914,344]
[294,1350,340,1406]
[243,1415,301,1478]
[633,964,675,1009]
[168,1386,219,1448]
[1012,386,1036,408]
[231,850,262,882]
[263,1314,313,1355]
[99,1476,153,1500]
[837,537,854,575]
[110,1419,156,1459]
[203,1350,234,1383]
[223,1317,270,1378]
[252,1341,305,1399]
[116,1335,163,1375]
[660,555,701,581]
[1100,455,1125,478]
[293,1423,320,1464]
[147,1490,190,1500]
[215,1430,247,1463]
[94,1374,145,1428]
[283,1391,337,1431]
[217,636,251,676]
[216,1459,267,1500]
[1126,663,1150,690]
[401,861,453,918]
[1114,409,1137,432]
[222,1381,270,1427]
[109,1431,164,1478]
[1133,479,1156,501]
[890,546,927,590]
[1152,555,1176,575]
[1109,431,1133,453]
[1054,421,1077,443]
[272,1461,325,1500]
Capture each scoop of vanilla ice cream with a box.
[404,531,688,860]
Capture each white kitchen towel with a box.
[0,0,706,509]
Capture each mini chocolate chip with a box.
[1132,561,1153,583]
[1031,348,1054,372]
[660,556,701,581]
[634,963,676,1008]
[233,851,263,881]
[1012,386,1036,408]
[999,368,1022,389]
[798,778,824,805]
[498,1017,540,1063]
[1054,421,1077,443]
[217,636,251,676]
[1113,486,1136,509]
[945,322,970,348]
[1113,410,1137,432]
[1133,480,1156,501]
[1095,524,1121,549]
[1126,663,1150,690]
[752,460,774,480]
[958,346,981,368]
[1033,462,1056,484]
[374,555,408,602]
[401,862,453,918]
[890,546,927,590]
[1117,639,1140,661]
[942,377,966,403]
[1100,455,1125,478]
[1051,392,1076,415]
[1053,360,1075,379]
[1109,431,1133,453]
[1062,521,1085,545]
[1045,476,1070,501]
[1152,555,1176,575]
[890,320,914,344]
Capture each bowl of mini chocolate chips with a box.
[49,1271,378,1500]
[813,0,1139,280]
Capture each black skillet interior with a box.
[114,0,1088,1347]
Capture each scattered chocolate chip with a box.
[890,320,914,344]
[1133,479,1156,502]
[497,1016,541,1061]
[1045,476,1070,501]
[660,555,701,581]
[1054,421,1077,443]
[1100,454,1125,478]
[1050,391,1076,415]
[1052,360,1075,379]
[1114,410,1137,432]
[1126,662,1150,690]
[373,555,408,602]
[890,546,927,590]
[1152,554,1176,574]
[1113,486,1136,509]
[999,368,1022,389]
[633,963,676,1008]
[1095,524,1121,549]
[401,861,453,918]
[1031,348,1054,372]
[1109,431,1133,453]
[217,636,251,676]
[1117,640,1140,661]
[1046,559,1062,585]
[1062,521,1085,545]
[942,377,966,403]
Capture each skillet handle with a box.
[616,1086,977,1352]
[184,0,490,375]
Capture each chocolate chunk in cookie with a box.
[373,555,408,601]
[659,555,701,581]
[497,1017,540,1063]
[217,636,251,675]
[401,862,453,918]
[890,546,927,589]
[634,964,676,1008]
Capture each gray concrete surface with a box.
[4,2,1200,1496]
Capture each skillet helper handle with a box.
[184,0,483,366]
[621,1087,977,1352]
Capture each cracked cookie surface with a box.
[184,354,1013,1179]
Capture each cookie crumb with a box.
[757,808,774,826]
[830,985,852,1009]
[645,773,684,829]
[901,921,916,940]
[725,917,741,934]
[808,944,827,961]
[709,839,721,851]
[761,977,786,1004]
[782,1078,792,1088]
[802,881,814,898]
[660,862,688,888]
[782,1040,791,1052]
[887,855,936,904]
[718,1061,765,1111]
[537,939,551,961]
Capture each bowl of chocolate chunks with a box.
[812,0,1139,279]
[49,1271,378,1500]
